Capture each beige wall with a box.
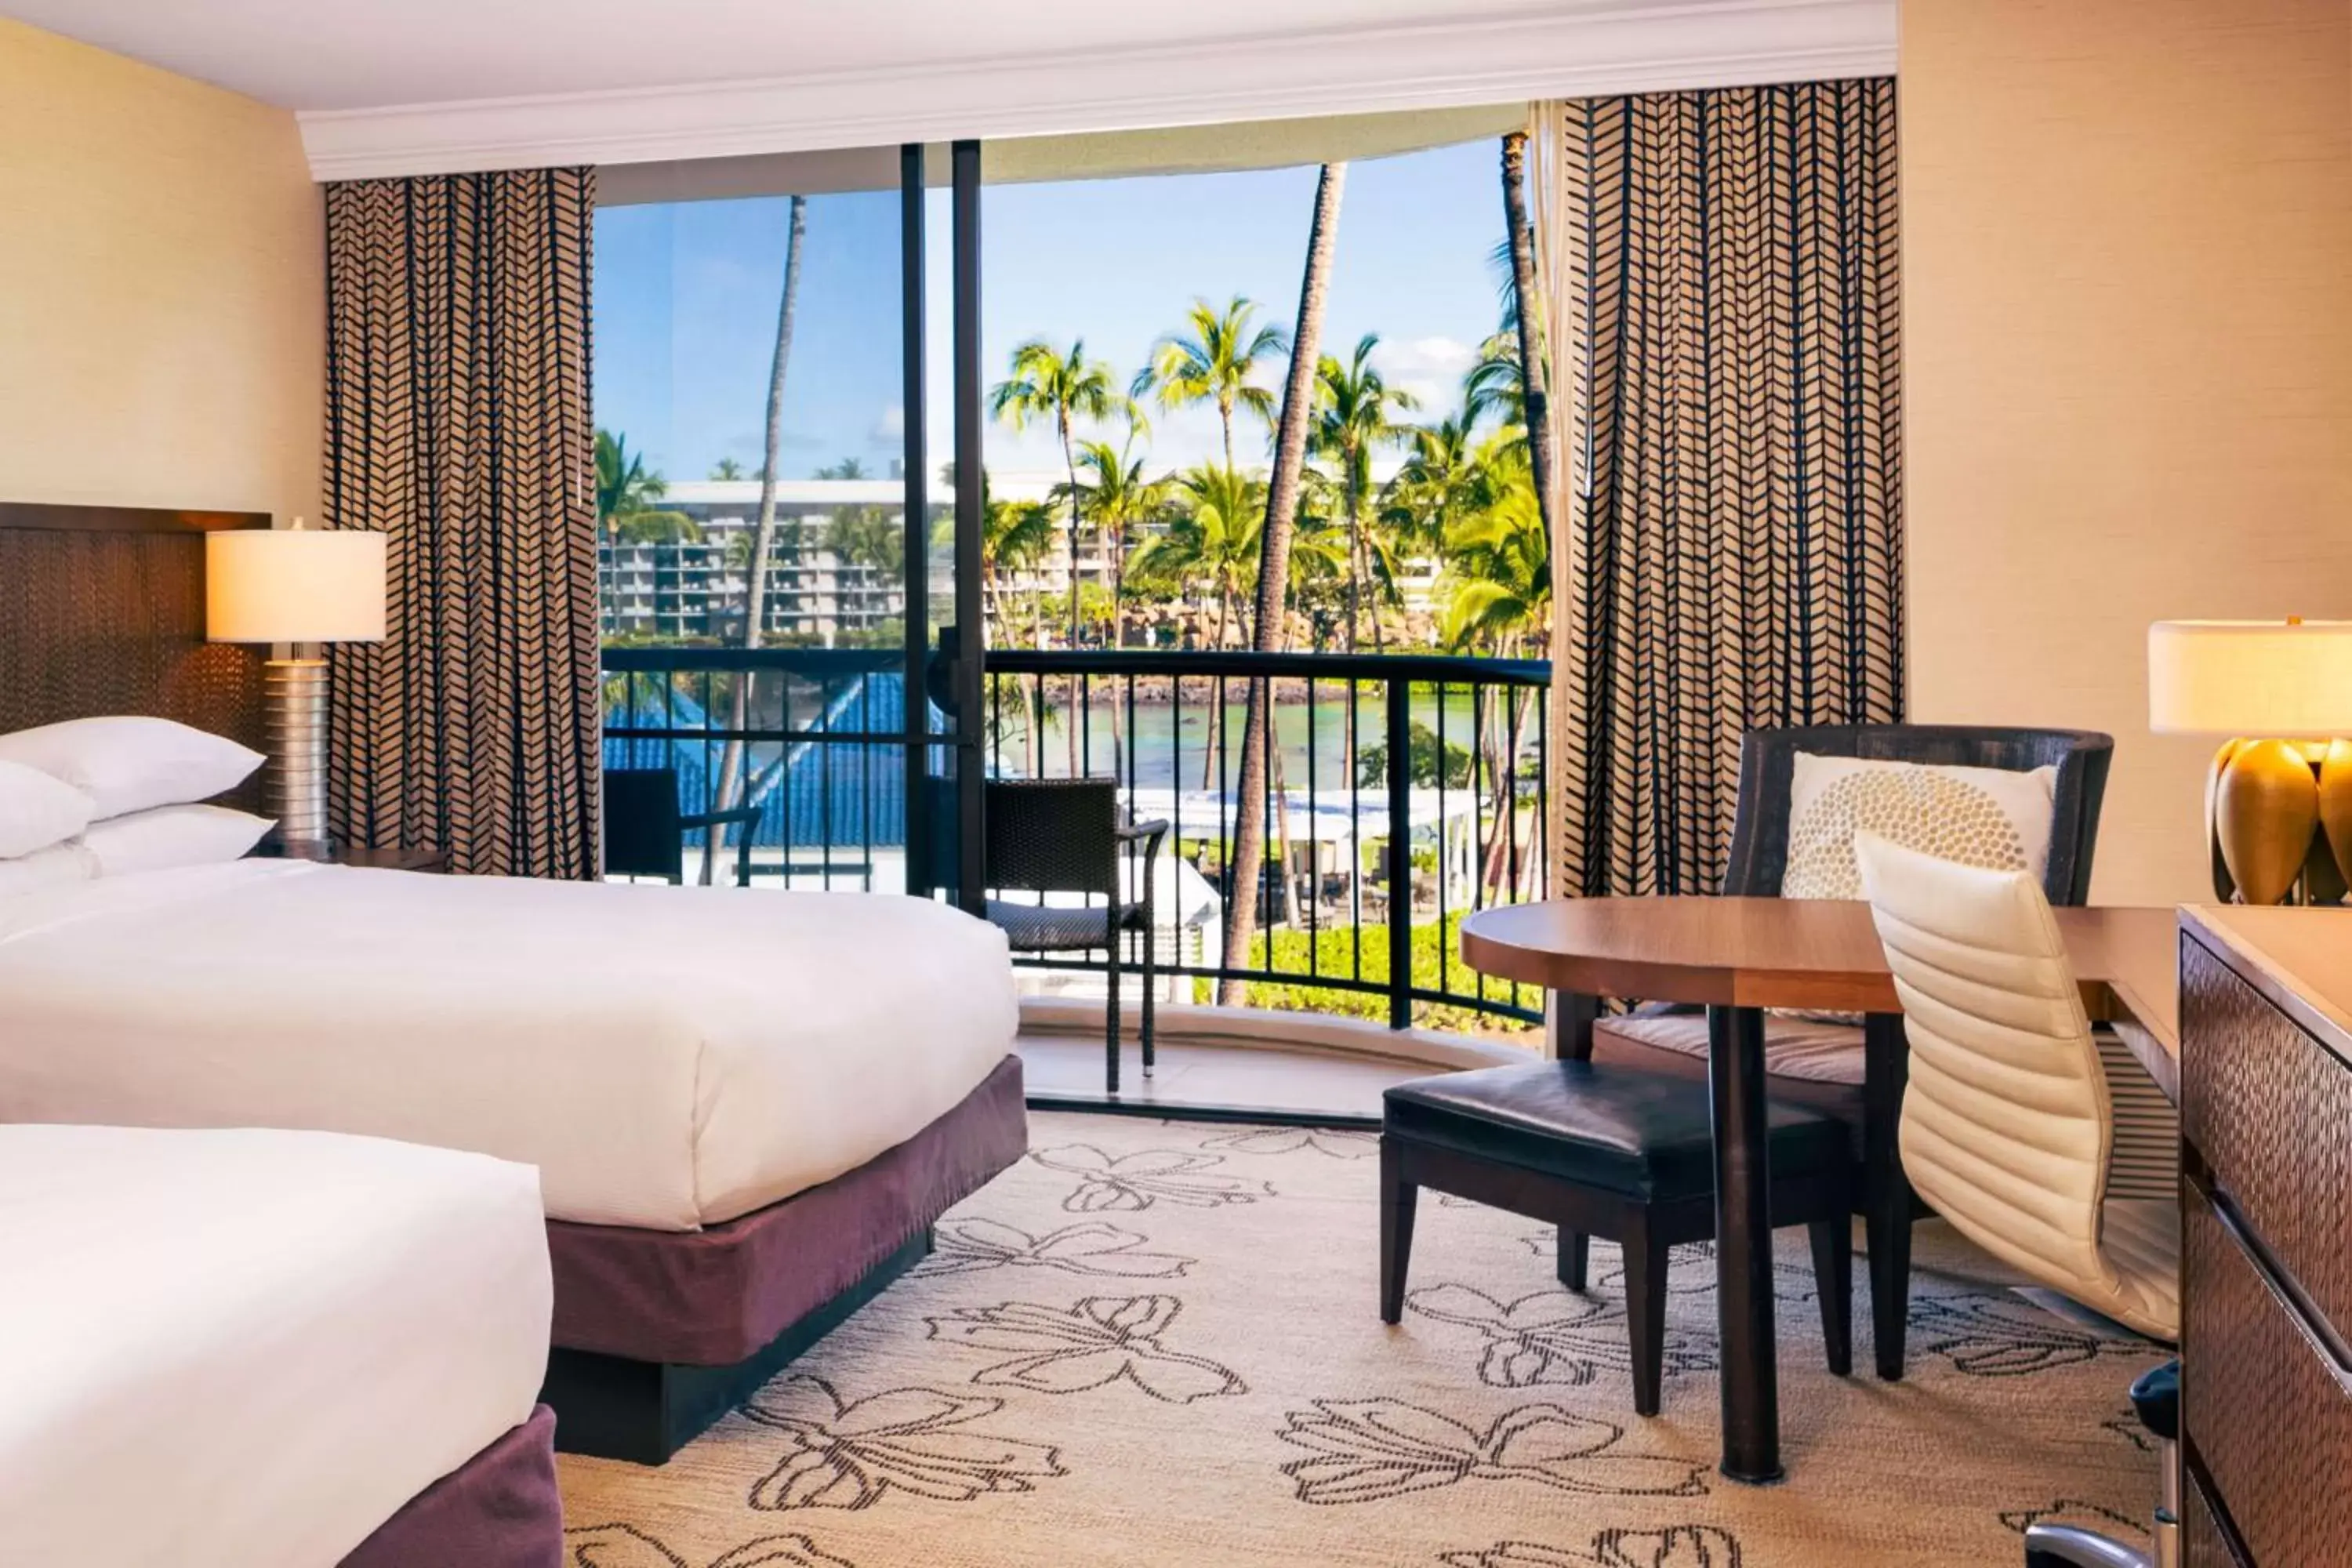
[1903,0,2352,903]
[0,19,320,523]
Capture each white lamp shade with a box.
[2148,619,2352,736]
[207,529,387,644]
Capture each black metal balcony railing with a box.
[599,645,1551,1034]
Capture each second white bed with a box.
[0,861,1021,1229]
[0,1124,549,1567]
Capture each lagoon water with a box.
[986,689,1530,793]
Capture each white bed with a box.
[0,1123,549,1568]
[0,860,1022,1230]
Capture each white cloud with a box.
[869,404,906,446]
[1367,334,1478,414]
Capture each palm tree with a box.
[1500,129,1559,549]
[989,338,1120,651]
[1312,333,1418,653]
[710,456,746,480]
[1381,415,1483,560]
[978,485,1059,777]
[710,193,808,879]
[1439,472,1551,899]
[982,493,1057,651]
[596,429,666,521]
[1439,479,1549,656]
[1058,434,1165,654]
[815,456,898,577]
[612,511,701,545]
[1130,464,1265,654]
[1131,464,1339,811]
[595,429,696,626]
[1462,329,1528,437]
[1221,162,1345,1006]
[1131,296,1287,474]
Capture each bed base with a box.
[339,1405,562,1567]
[541,1227,935,1465]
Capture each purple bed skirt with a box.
[547,1053,1028,1366]
[340,1405,561,1568]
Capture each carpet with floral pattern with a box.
[557,1112,2164,1566]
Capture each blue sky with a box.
[593,136,1508,483]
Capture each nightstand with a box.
[253,840,448,873]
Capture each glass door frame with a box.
[904,138,987,911]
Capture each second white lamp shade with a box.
[2148,619,2352,738]
[206,528,387,644]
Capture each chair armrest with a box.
[1115,818,1171,850]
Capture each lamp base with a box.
[2209,738,2321,906]
[265,658,330,848]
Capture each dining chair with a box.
[982,778,1169,1095]
[603,767,765,886]
[1578,724,2115,1377]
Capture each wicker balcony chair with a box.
[604,767,765,887]
[983,778,1170,1095]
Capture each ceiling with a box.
[0,0,1896,179]
[2,0,1712,111]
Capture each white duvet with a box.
[0,861,1020,1229]
[0,1123,549,1567]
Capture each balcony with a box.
[601,644,1552,1117]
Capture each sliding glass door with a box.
[592,143,985,899]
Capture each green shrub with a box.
[1192,912,1541,1037]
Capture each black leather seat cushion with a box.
[1384,1062,1850,1202]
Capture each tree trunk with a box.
[1501,132,1557,543]
[1060,419,1081,776]
[1201,590,1229,790]
[1106,530,1126,782]
[1219,162,1344,1006]
[1345,478,1361,657]
[707,193,806,883]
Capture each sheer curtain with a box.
[1530,82,1904,898]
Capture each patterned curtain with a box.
[1541,81,1902,898]
[322,168,600,879]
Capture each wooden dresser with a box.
[2180,906,2352,1567]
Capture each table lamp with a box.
[2149,618,2352,905]
[207,521,387,852]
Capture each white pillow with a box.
[0,760,96,858]
[78,804,275,876]
[1783,753,2058,902]
[0,717,264,818]
[0,842,96,898]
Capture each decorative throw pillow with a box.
[1784,753,2058,902]
[0,717,264,819]
[78,804,276,877]
[0,760,96,859]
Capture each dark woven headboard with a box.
[0,503,270,771]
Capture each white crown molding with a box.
[298,0,1895,182]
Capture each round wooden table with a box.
[1458,896,2180,1486]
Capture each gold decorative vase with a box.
[2209,738,2318,906]
[2321,739,2352,891]
[2153,619,2352,907]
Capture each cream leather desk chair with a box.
[1854,832,2179,1568]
